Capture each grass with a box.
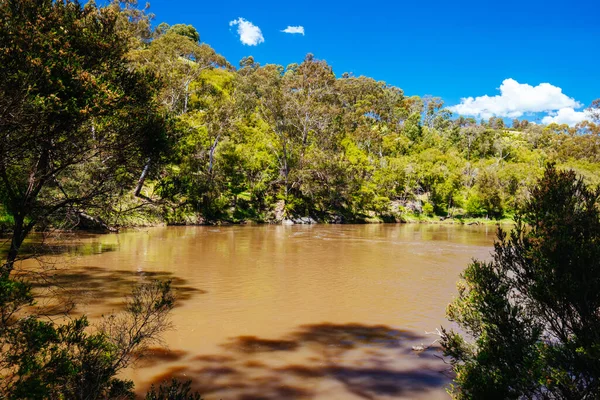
[399,212,514,225]
[0,209,14,233]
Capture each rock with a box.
[273,200,286,222]
[74,211,117,233]
[329,214,344,224]
[282,219,295,225]
[293,217,316,224]
[405,200,423,214]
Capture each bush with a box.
[145,379,202,400]
[442,164,600,399]
[0,279,175,399]
[464,193,486,217]
[422,202,434,216]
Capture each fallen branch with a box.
[412,328,442,352]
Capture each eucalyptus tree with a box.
[283,54,338,151]
[337,76,421,158]
[236,62,298,199]
[129,25,229,116]
[586,98,600,128]
[160,68,239,220]
[337,76,390,156]
[127,23,230,197]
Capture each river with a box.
[21,224,497,399]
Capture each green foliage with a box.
[0,2,177,399]
[145,379,203,400]
[475,169,504,218]
[167,24,200,42]
[0,278,175,399]
[464,193,486,217]
[3,1,600,398]
[443,164,600,399]
[105,11,600,226]
[422,202,434,216]
[0,0,168,268]
[4,315,135,400]
[4,0,599,231]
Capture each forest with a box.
[2,0,600,233]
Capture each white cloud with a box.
[281,26,305,35]
[541,107,591,126]
[449,79,582,119]
[229,18,264,46]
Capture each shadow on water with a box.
[17,241,119,257]
[28,266,206,316]
[222,336,300,353]
[139,323,450,400]
[1,232,120,260]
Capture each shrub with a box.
[145,379,202,400]
[442,164,600,399]
[422,202,434,216]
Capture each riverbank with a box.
[120,213,514,229]
[0,202,513,235]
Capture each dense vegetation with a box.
[130,42,600,225]
[112,14,600,226]
[0,1,192,398]
[442,164,600,399]
[3,1,599,230]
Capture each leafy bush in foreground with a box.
[443,164,600,399]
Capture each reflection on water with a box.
[20,224,496,399]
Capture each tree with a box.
[283,54,337,152]
[236,63,295,198]
[0,2,184,398]
[127,25,229,199]
[0,0,168,273]
[588,99,600,124]
[422,96,445,129]
[442,164,600,399]
[489,116,505,129]
[167,24,200,42]
[107,0,154,49]
[129,28,228,116]
[159,69,238,221]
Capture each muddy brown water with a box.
[17,224,497,399]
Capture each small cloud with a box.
[281,26,305,35]
[449,79,581,119]
[541,107,591,126]
[229,17,264,46]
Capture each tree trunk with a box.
[208,136,219,176]
[134,158,151,199]
[282,141,289,198]
[2,215,25,277]
[183,82,189,114]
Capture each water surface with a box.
[24,224,496,399]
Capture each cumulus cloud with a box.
[541,107,591,126]
[281,26,305,35]
[449,79,582,119]
[229,18,264,46]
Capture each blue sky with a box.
[139,0,599,125]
